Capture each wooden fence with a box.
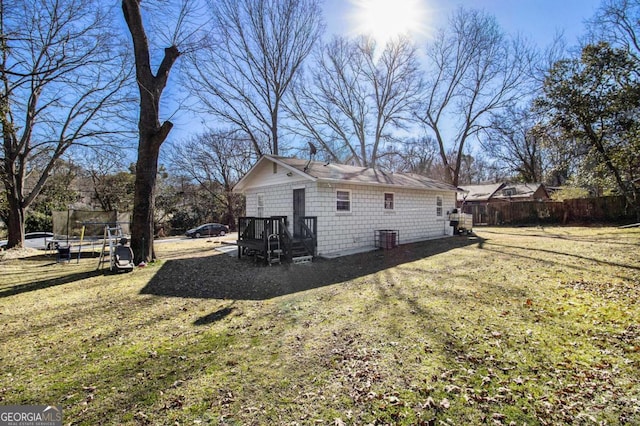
[464,195,635,225]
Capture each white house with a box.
[233,155,460,260]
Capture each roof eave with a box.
[316,177,458,192]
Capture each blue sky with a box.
[323,0,602,48]
[164,0,603,148]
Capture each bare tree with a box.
[122,0,200,263]
[418,7,534,186]
[86,156,135,212]
[169,130,254,229]
[483,106,546,182]
[0,0,130,249]
[374,136,438,175]
[533,120,590,187]
[287,36,423,167]
[589,0,640,58]
[186,0,324,157]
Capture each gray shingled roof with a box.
[457,183,504,202]
[492,183,547,200]
[273,155,459,192]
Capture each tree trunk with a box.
[585,124,640,221]
[122,0,180,264]
[2,66,24,247]
[128,108,175,264]
[224,187,235,231]
[131,143,160,262]
[2,127,25,248]
[4,186,25,248]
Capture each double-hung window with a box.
[257,193,264,217]
[384,193,394,210]
[336,190,351,212]
[436,195,443,217]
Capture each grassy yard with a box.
[0,227,639,425]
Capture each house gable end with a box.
[233,155,315,193]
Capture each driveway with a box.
[155,232,238,244]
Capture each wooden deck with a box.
[237,216,317,264]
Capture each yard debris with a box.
[134,411,149,424]
[162,395,185,410]
[2,226,639,424]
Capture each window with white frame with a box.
[436,195,443,217]
[257,193,264,217]
[336,190,351,212]
[384,192,394,210]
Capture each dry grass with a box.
[0,227,638,425]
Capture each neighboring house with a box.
[457,183,505,205]
[233,155,460,259]
[457,183,505,225]
[458,182,550,224]
[492,183,550,201]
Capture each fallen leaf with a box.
[423,396,435,408]
[387,395,400,404]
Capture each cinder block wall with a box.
[312,183,455,256]
[244,182,456,257]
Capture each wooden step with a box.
[290,241,311,257]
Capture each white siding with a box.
[238,159,310,190]
[311,183,456,257]
[244,180,456,258]
[245,181,316,231]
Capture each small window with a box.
[436,195,443,217]
[384,193,394,210]
[257,193,264,217]
[336,190,351,212]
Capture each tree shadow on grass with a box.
[0,268,106,298]
[140,236,481,301]
[480,227,640,247]
[193,304,236,326]
[480,240,640,274]
[0,250,108,267]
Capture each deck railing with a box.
[238,216,317,262]
[298,216,317,256]
[238,216,286,243]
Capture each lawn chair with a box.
[112,237,134,272]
